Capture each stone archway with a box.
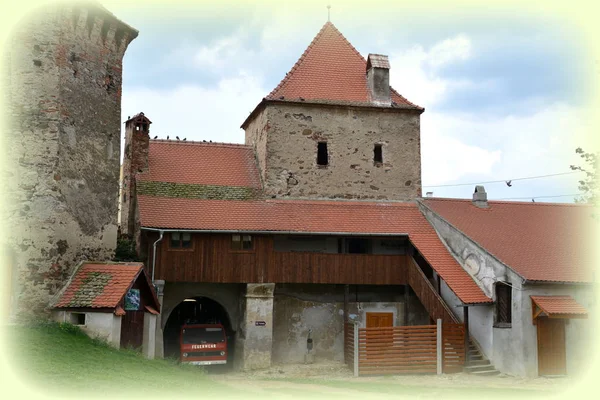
[163,296,235,369]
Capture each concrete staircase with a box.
[464,341,501,376]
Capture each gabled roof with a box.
[54,262,159,311]
[138,197,491,304]
[422,198,595,283]
[531,295,588,317]
[242,22,422,128]
[138,140,261,189]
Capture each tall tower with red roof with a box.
[242,22,424,201]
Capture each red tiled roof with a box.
[138,197,491,304]
[531,295,588,316]
[265,22,421,109]
[54,262,152,309]
[138,140,261,189]
[423,198,594,283]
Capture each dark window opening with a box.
[182,327,225,344]
[170,232,192,249]
[345,238,370,254]
[317,142,328,166]
[231,235,253,251]
[495,282,512,326]
[374,144,383,163]
[70,313,86,325]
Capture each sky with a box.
[106,0,595,202]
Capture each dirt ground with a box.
[210,361,577,398]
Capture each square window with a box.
[232,235,253,251]
[70,312,86,325]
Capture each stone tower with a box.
[242,22,424,201]
[120,113,151,241]
[2,2,138,315]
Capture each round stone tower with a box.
[2,2,138,316]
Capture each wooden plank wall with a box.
[149,233,408,285]
[442,323,465,373]
[407,257,458,324]
[354,323,465,376]
[358,325,438,375]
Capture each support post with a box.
[353,322,359,377]
[404,284,409,325]
[343,284,349,363]
[463,306,470,367]
[437,318,443,375]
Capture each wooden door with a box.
[120,311,145,350]
[537,318,566,376]
[366,312,394,328]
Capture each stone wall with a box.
[2,3,137,315]
[244,102,422,200]
[271,284,429,364]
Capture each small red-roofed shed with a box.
[51,262,160,358]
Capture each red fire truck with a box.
[180,323,227,365]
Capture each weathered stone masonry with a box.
[245,102,422,201]
[2,3,137,315]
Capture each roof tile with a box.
[138,197,490,304]
[265,22,421,110]
[423,198,594,283]
[531,295,588,316]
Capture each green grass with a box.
[6,322,234,398]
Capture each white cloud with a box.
[388,33,475,108]
[421,102,591,200]
[121,74,267,150]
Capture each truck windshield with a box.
[182,327,225,344]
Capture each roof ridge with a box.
[267,22,367,100]
[424,197,589,207]
[150,139,251,149]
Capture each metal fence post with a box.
[436,318,442,375]
[353,322,359,377]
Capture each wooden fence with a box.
[344,321,465,376]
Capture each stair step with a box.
[465,364,496,372]
[467,359,490,366]
[470,369,501,376]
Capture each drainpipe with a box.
[151,230,164,282]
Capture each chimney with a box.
[121,112,151,237]
[472,185,489,208]
[366,54,391,105]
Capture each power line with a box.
[492,193,582,201]
[423,171,582,188]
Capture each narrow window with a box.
[231,235,253,250]
[170,232,181,248]
[181,233,192,248]
[495,282,512,326]
[317,142,328,166]
[374,144,383,164]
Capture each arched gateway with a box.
[163,296,235,369]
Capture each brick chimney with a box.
[366,54,391,105]
[120,112,151,237]
[472,185,489,208]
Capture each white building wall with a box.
[418,201,594,377]
[51,310,122,348]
